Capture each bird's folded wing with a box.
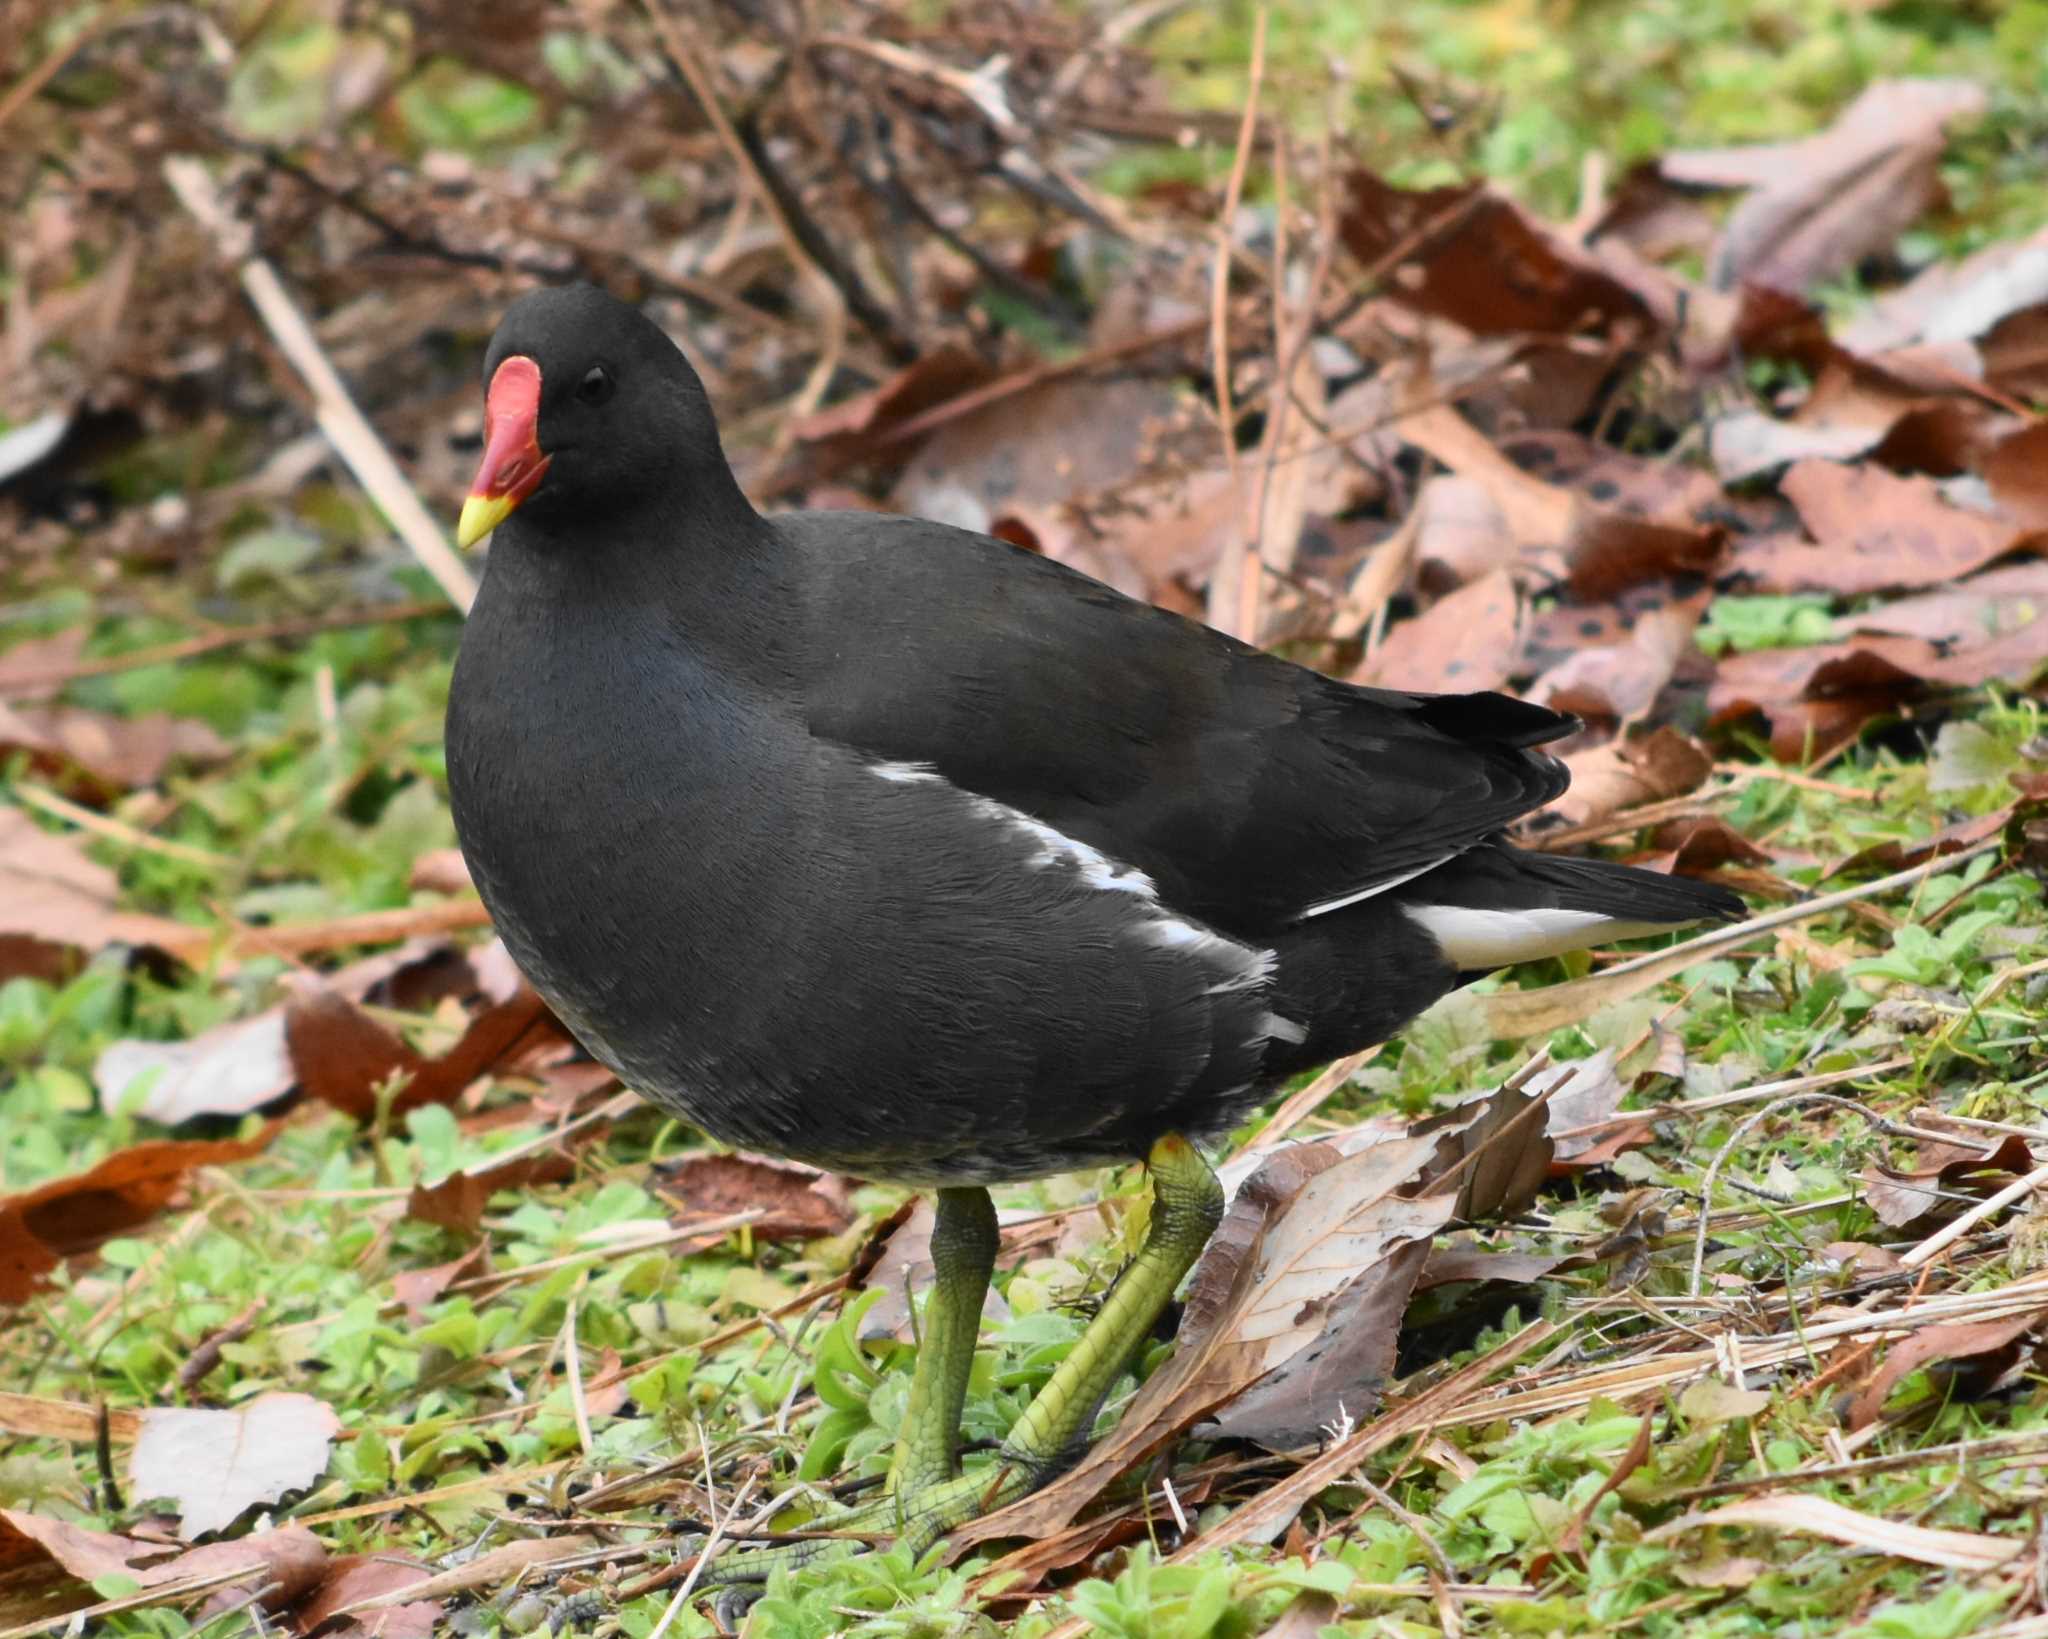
[795,514,1572,931]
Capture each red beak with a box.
[457,356,551,547]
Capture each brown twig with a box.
[0,602,448,697]
[643,1,853,463]
[175,1298,266,1392]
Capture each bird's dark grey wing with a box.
[786,511,1571,934]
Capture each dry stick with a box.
[0,601,448,696]
[0,12,108,133]
[645,3,846,469]
[160,158,477,614]
[1900,1159,2048,1269]
[1206,2,1265,483]
[11,782,234,871]
[1672,1428,2048,1503]
[1236,117,1340,647]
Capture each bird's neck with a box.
[477,492,800,693]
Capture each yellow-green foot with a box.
[693,1133,1223,1594]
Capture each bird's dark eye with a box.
[576,365,614,406]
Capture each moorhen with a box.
[445,284,1741,1577]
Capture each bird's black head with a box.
[457,283,743,548]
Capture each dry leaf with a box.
[0,808,206,969]
[94,1012,293,1125]
[1677,1376,1772,1425]
[0,629,88,700]
[1356,568,1518,692]
[1665,79,1988,294]
[391,1245,486,1321]
[853,1197,1015,1344]
[284,983,561,1121]
[1543,728,1714,831]
[1650,1492,2021,1571]
[1828,809,2014,881]
[128,1393,342,1540]
[797,345,994,454]
[1859,1130,2034,1228]
[1409,474,1515,590]
[291,1553,441,1639]
[1530,593,1708,724]
[0,702,228,799]
[956,1130,1457,1525]
[406,1151,576,1235]
[0,1512,324,1628]
[407,848,475,896]
[652,1153,854,1241]
[1340,172,1653,343]
[0,1130,275,1304]
[1735,460,2039,597]
[1845,1309,2046,1430]
[1839,226,2048,355]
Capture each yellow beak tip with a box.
[456,494,515,550]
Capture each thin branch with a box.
[161,157,477,613]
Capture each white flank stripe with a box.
[969,798,1158,896]
[1259,1010,1309,1045]
[869,755,1281,1004]
[1299,854,1456,920]
[1404,904,1680,967]
[871,760,941,783]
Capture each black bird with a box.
[446,284,1741,1577]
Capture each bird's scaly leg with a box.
[698,1133,1223,1594]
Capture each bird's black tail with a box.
[1393,841,1745,972]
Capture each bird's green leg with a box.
[893,1185,999,1497]
[886,1131,1223,1553]
[694,1186,997,1592]
[697,1135,1221,1592]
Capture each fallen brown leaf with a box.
[0,1129,275,1304]
[1530,592,1708,724]
[0,1513,323,1630]
[1707,636,1989,762]
[1827,809,2014,881]
[391,1245,487,1321]
[1860,1131,2035,1229]
[1636,816,1776,878]
[0,630,87,701]
[1734,460,2041,597]
[129,1392,341,1540]
[330,1534,597,1615]
[1845,1309,2046,1431]
[1339,172,1653,343]
[406,1151,577,1235]
[1839,226,2048,356]
[0,807,207,970]
[406,848,475,896]
[1665,79,1988,295]
[796,344,994,469]
[284,983,561,1122]
[0,701,228,800]
[1356,568,1518,693]
[1544,728,1715,831]
[291,1552,441,1639]
[652,1153,855,1241]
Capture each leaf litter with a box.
[4,7,2048,1637]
